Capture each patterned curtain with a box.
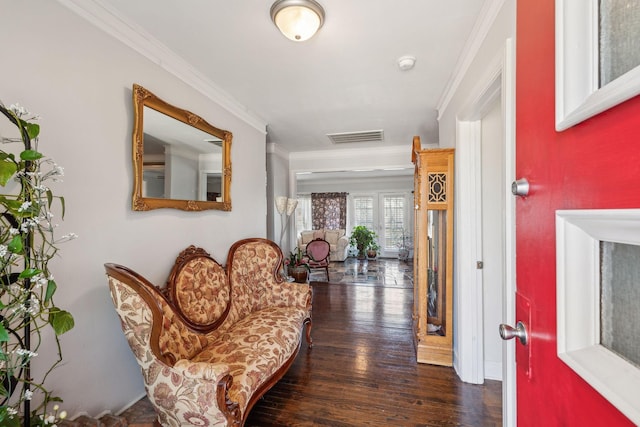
[311,192,348,229]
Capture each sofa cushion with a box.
[313,229,325,239]
[190,305,307,412]
[324,229,341,245]
[173,257,229,327]
[301,231,315,244]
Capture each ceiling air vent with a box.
[327,130,384,144]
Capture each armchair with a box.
[297,228,349,261]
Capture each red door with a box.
[515,0,640,425]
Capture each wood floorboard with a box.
[245,259,502,427]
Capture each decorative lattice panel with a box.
[428,173,447,203]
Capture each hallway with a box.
[246,258,502,426]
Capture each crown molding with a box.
[436,0,508,120]
[57,0,267,134]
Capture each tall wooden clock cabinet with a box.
[411,137,454,366]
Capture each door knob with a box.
[511,178,529,197]
[499,321,528,345]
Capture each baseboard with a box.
[116,392,149,416]
[484,360,503,381]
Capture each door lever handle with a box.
[499,321,528,345]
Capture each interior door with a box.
[511,0,639,425]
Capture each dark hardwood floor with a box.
[122,258,502,426]
[245,259,502,426]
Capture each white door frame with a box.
[454,39,516,426]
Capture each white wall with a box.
[267,144,292,251]
[0,0,267,418]
[438,1,515,147]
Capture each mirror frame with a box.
[131,84,232,211]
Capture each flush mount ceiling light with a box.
[270,0,325,42]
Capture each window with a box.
[556,209,640,423]
[555,0,640,131]
[383,195,405,251]
[353,195,374,229]
[295,194,312,237]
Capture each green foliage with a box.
[0,102,75,422]
[285,247,310,271]
[348,225,378,256]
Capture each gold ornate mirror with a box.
[131,84,232,211]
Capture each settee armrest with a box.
[228,238,313,312]
[153,360,240,426]
[174,359,230,382]
[268,280,312,310]
[336,236,349,249]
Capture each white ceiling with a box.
[83,0,487,153]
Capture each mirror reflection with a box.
[132,84,232,211]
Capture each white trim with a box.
[555,0,640,131]
[556,209,640,424]
[453,120,484,385]
[484,361,503,381]
[501,38,517,427]
[437,0,507,119]
[57,0,267,134]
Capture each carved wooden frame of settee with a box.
[105,238,312,426]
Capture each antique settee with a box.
[297,228,349,261]
[105,238,312,426]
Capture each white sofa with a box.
[298,229,349,261]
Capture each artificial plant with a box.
[0,102,75,427]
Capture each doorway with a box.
[455,39,516,426]
[350,192,412,258]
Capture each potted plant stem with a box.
[0,102,75,426]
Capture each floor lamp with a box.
[276,196,298,249]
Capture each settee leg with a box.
[217,375,242,426]
[304,318,313,348]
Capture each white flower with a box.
[24,389,33,400]
[55,232,78,244]
[18,201,32,212]
[0,245,7,257]
[6,407,17,416]
[9,103,28,116]
[15,348,38,358]
[59,411,67,420]
[32,273,48,290]
[9,228,19,236]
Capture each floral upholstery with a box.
[172,256,229,327]
[107,273,229,427]
[105,238,312,427]
[226,239,312,322]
